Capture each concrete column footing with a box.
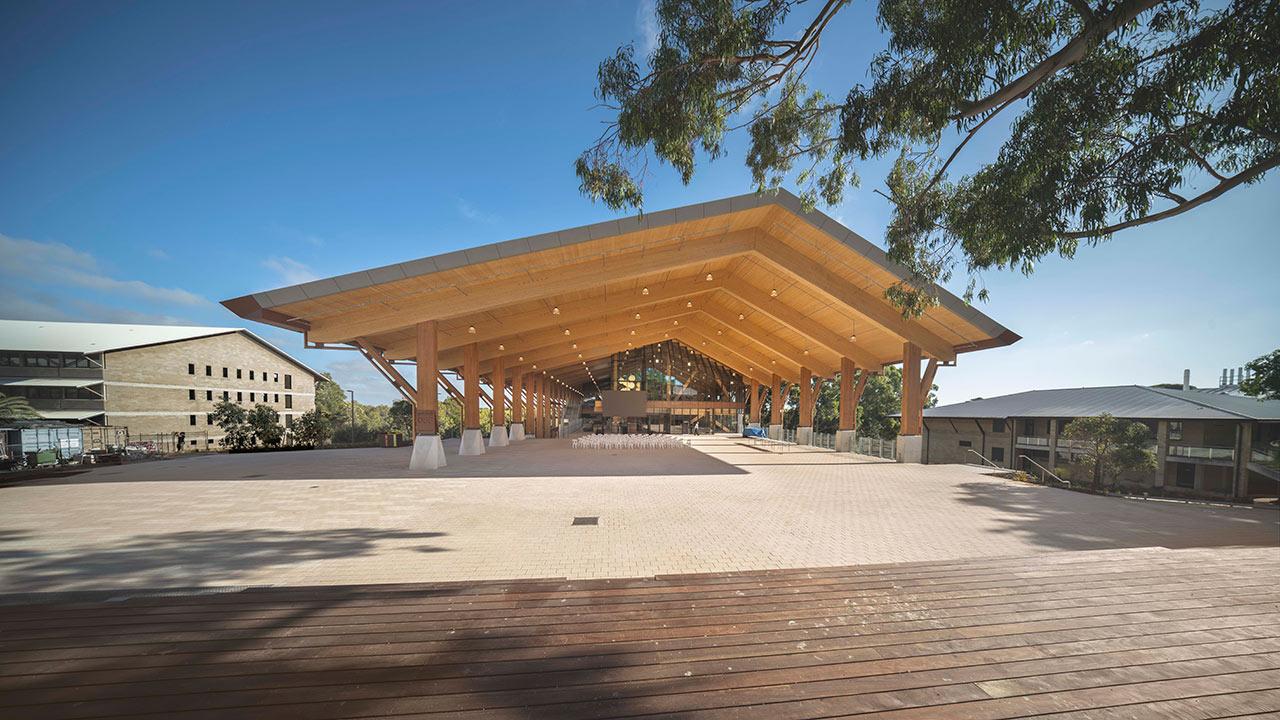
[489,425,509,447]
[409,435,446,470]
[459,428,486,456]
[835,430,856,453]
[897,434,923,463]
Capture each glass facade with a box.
[584,340,746,434]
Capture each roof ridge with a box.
[1141,384,1254,420]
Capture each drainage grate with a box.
[571,516,599,526]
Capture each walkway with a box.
[0,436,1276,592]
[1,546,1277,718]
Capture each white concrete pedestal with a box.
[459,428,486,456]
[797,426,813,446]
[835,430,856,453]
[896,434,923,463]
[489,425,509,447]
[509,422,525,442]
[409,434,446,470]
[768,424,783,440]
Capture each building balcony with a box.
[1167,444,1235,464]
[1015,436,1050,448]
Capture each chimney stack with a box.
[1221,369,1228,387]
[1239,367,1246,384]
[1182,369,1191,391]
[1230,368,1236,385]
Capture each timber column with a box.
[836,357,866,452]
[409,320,446,470]
[768,373,784,440]
[797,367,814,446]
[489,356,509,447]
[510,367,526,441]
[459,343,485,455]
[750,381,764,428]
[897,342,924,462]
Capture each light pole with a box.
[348,390,356,445]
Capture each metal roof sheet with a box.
[924,385,1280,421]
[0,320,325,379]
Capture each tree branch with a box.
[1061,154,1280,239]
[955,0,1164,121]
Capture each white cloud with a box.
[635,0,659,58]
[0,233,209,306]
[455,197,499,225]
[0,289,71,321]
[262,256,319,285]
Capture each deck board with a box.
[1,546,1276,719]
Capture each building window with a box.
[222,391,229,400]
[206,413,213,424]
[236,369,242,379]
[284,374,293,390]
[274,393,279,403]
[1023,419,1035,435]
[189,414,197,426]
[250,392,255,402]
[959,440,972,448]
[1169,421,1183,441]
[222,367,228,378]
[250,370,255,380]
[188,363,195,375]
[274,373,279,383]
[285,394,293,409]
[991,447,1005,462]
[205,365,212,376]
[188,389,196,400]
[993,419,1005,433]
[285,414,293,428]
[237,392,242,402]
[206,390,213,401]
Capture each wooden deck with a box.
[1,546,1278,719]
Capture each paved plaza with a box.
[1,436,1276,594]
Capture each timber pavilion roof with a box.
[223,190,1018,395]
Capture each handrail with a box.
[965,449,1002,469]
[1018,454,1071,487]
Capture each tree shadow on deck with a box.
[0,527,448,596]
[953,479,1280,553]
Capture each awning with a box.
[35,410,106,421]
[0,377,104,388]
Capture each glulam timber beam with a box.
[306,231,757,343]
[483,314,698,376]
[383,283,724,360]
[716,278,881,369]
[353,338,417,405]
[677,326,800,382]
[682,310,816,375]
[752,242,957,362]
[436,297,711,368]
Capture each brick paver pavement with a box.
[1,435,1276,593]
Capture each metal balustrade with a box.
[1168,445,1235,461]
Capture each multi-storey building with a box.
[919,384,1279,501]
[0,320,323,450]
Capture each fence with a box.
[855,435,897,460]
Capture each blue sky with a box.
[2,0,1276,405]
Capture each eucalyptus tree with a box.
[578,0,1278,314]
